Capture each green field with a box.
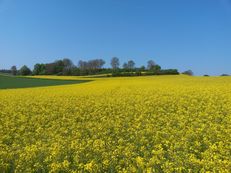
[0,75,91,89]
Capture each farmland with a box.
[0,75,90,89]
[0,75,230,172]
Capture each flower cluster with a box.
[0,76,230,172]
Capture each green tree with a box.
[182,70,193,76]
[111,57,120,70]
[11,66,17,75]
[140,66,145,71]
[147,60,156,70]
[33,64,46,75]
[62,58,75,75]
[127,60,135,70]
[152,64,161,72]
[123,62,128,70]
[20,65,32,76]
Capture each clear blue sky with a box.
[0,0,231,75]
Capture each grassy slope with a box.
[0,75,91,89]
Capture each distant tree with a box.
[86,60,95,73]
[147,60,156,70]
[0,69,11,74]
[28,57,181,77]
[54,60,65,74]
[147,60,161,73]
[33,64,40,75]
[11,66,17,75]
[33,63,46,75]
[63,58,73,68]
[40,64,46,75]
[152,65,161,72]
[62,58,75,75]
[158,69,179,75]
[94,59,105,69]
[127,60,135,70]
[78,60,88,70]
[140,66,146,71]
[71,67,81,76]
[19,65,31,76]
[221,74,229,76]
[123,62,128,70]
[182,70,193,76]
[204,74,209,77]
[45,63,56,75]
[77,59,105,75]
[63,65,76,75]
[111,57,120,70]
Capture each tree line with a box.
[2,57,183,76]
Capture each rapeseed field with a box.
[0,76,230,172]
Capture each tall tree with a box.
[88,59,105,70]
[19,65,31,76]
[78,60,88,70]
[78,60,88,75]
[154,64,161,71]
[33,64,40,75]
[54,60,65,74]
[111,57,120,70]
[140,65,145,71]
[11,66,17,75]
[63,58,73,68]
[96,59,105,69]
[127,60,135,70]
[123,63,128,70]
[78,59,105,75]
[147,60,156,70]
[63,58,75,75]
[45,63,56,75]
[33,63,46,75]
